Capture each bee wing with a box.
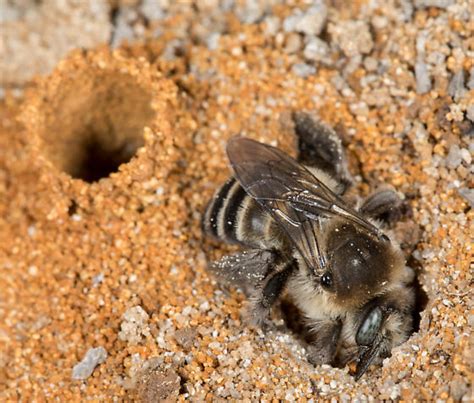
[227,137,384,272]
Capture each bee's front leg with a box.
[305,320,342,366]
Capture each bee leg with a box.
[306,320,342,365]
[360,188,403,224]
[208,249,276,296]
[246,259,296,331]
[293,112,352,190]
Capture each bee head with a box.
[320,222,404,307]
[353,286,415,379]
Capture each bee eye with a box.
[321,272,332,288]
[356,306,383,346]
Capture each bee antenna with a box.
[354,338,384,381]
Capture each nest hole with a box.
[407,258,429,333]
[40,71,155,182]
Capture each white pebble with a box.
[72,347,107,380]
[415,62,431,94]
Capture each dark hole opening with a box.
[406,256,429,333]
[41,72,154,183]
[76,136,139,183]
[67,199,78,216]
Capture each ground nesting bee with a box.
[202,113,416,379]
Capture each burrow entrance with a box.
[39,71,155,182]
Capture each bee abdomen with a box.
[203,177,275,248]
[203,177,235,239]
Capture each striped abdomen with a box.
[202,177,282,249]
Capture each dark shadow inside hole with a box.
[279,299,306,336]
[76,135,139,183]
[177,371,189,395]
[406,256,429,333]
[68,199,78,216]
[41,73,154,183]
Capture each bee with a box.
[202,113,416,379]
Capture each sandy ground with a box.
[0,0,472,400]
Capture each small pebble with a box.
[206,32,221,51]
[458,188,474,208]
[304,37,329,62]
[236,2,264,24]
[414,0,455,9]
[297,3,327,36]
[448,70,466,101]
[72,347,107,380]
[415,62,432,94]
[459,149,471,165]
[283,3,327,36]
[283,12,301,33]
[140,0,165,20]
[445,144,462,169]
[118,306,151,345]
[467,67,474,90]
[292,63,316,78]
[329,20,374,57]
[363,56,378,72]
[139,369,181,401]
[264,16,280,36]
[466,105,474,123]
[284,33,302,54]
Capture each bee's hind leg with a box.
[208,250,295,331]
[360,188,403,224]
[246,259,296,331]
[208,249,276,296]
[293,112,352,191]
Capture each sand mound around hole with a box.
[18,49,195,214]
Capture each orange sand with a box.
[1,2,472,400]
